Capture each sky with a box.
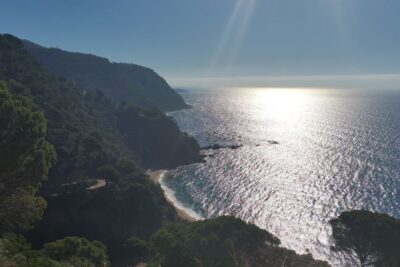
[1,0,400,88]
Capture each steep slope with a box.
[23,40,190,112]
[1,34,201,183]
[0,33,194,262]
[0,33,334,267]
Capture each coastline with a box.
[147,170,201,222]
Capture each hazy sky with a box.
[1,0,400,86]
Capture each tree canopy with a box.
[0,234,109,267]
[148,216,329,267]
[330,210,400,267]
[0,82,56,234]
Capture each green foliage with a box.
[0,233,31,266]
[29,179,165,252]
[330,210,400,267]
[0,33,199,265]
[0,34,139,184]
[24,40,190,112]
[117,105,203,168]
[123,237,151,257]
[0,235,109,267]
[0,188,47,235]
[113,237,151,266]
[0,33,200,179]
[0,82,56,234]
[41,236,109,267]
[149,216,278,267]
[148,216,329,267]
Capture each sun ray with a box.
[207,0,258,76]
[227,0,257,67]
[209,0,245,69]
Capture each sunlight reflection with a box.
[248,88,311,122]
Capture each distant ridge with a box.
[23,40,190,112]
[174,88,191,94]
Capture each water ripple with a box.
[166,88,400,266]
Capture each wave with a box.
[158,171,204,221]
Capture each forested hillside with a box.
[1,34,202,183]
[0,33,338,267]
[147,216,330,267]
[0,33,198,264]
[0,82,110,266]
[23,40,190,112]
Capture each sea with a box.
[163,87,400,266]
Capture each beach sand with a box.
[146,170,199,222]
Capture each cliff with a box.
[0,33,196,263]
[23,40,190,112]
[0,33,333,267]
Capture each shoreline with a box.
[147,170,201,222]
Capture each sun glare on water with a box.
[247,88,312,123]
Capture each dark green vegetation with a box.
[0,82,55,234]
[0,82,109,266]
[3,32,398,267]
[330,210,400,267]
[148,216,329,267]
[0,33,199,265]
[0,33,330,267]
[0,234,109,266]
[24,40,190,112]
[117,106,201,168]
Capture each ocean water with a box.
[164,87,400,266]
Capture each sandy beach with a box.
[146,170,199,222]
